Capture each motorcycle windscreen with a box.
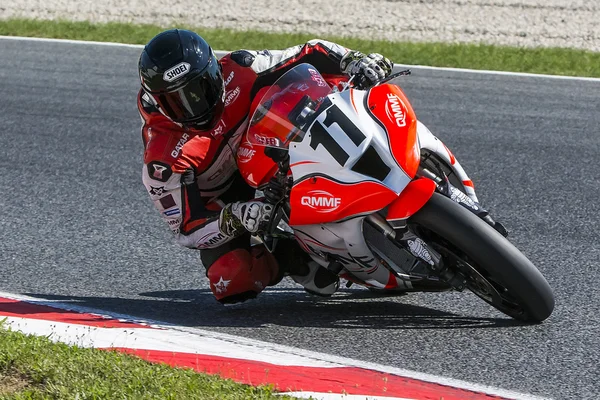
[247,63,332,149]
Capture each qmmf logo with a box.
[163,62,191,82]
[300,190,342,213]
[237,144,256,164]
[384,93,407,127]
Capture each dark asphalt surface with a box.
[2,38,599,399]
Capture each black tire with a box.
[409,193,555,322]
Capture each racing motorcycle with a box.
[236,63,554,322]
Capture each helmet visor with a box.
[152,58,223,125]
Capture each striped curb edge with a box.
[0,292,549,400]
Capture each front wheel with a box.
[409,193,554,322]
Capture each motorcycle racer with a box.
[138,29,393,304]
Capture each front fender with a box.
[386,178,437,226]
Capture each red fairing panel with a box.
[386,178,437,222]
[236,139,279,189]
[367,84,420,179]
[289,177,397,225]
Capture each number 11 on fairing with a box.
[309,99,366,166]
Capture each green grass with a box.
[0,324,297,399]
[1,18,600,78]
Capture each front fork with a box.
[369,180,506,290]
[367,213,467,291]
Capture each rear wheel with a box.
[409,193,554,322]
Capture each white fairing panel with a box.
[289,90,411,195]
[293,218,413,290]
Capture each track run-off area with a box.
[1,36,599,399]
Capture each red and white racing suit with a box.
[139,40,350,303]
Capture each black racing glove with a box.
[219,200,274,236]
[340,51,394,89]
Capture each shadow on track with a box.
[21,288,527,330]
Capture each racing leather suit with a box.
[139,40,352,302]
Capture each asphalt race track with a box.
[2,38,599,399]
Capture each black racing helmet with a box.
[139,29,224,130]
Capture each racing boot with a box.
[273,238,339,297]
[290,261,340,297]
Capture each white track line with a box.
[2,34,599,83]
[0,291,549,400]
[0,34,143,49]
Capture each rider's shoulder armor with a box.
[230,50,256,67]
